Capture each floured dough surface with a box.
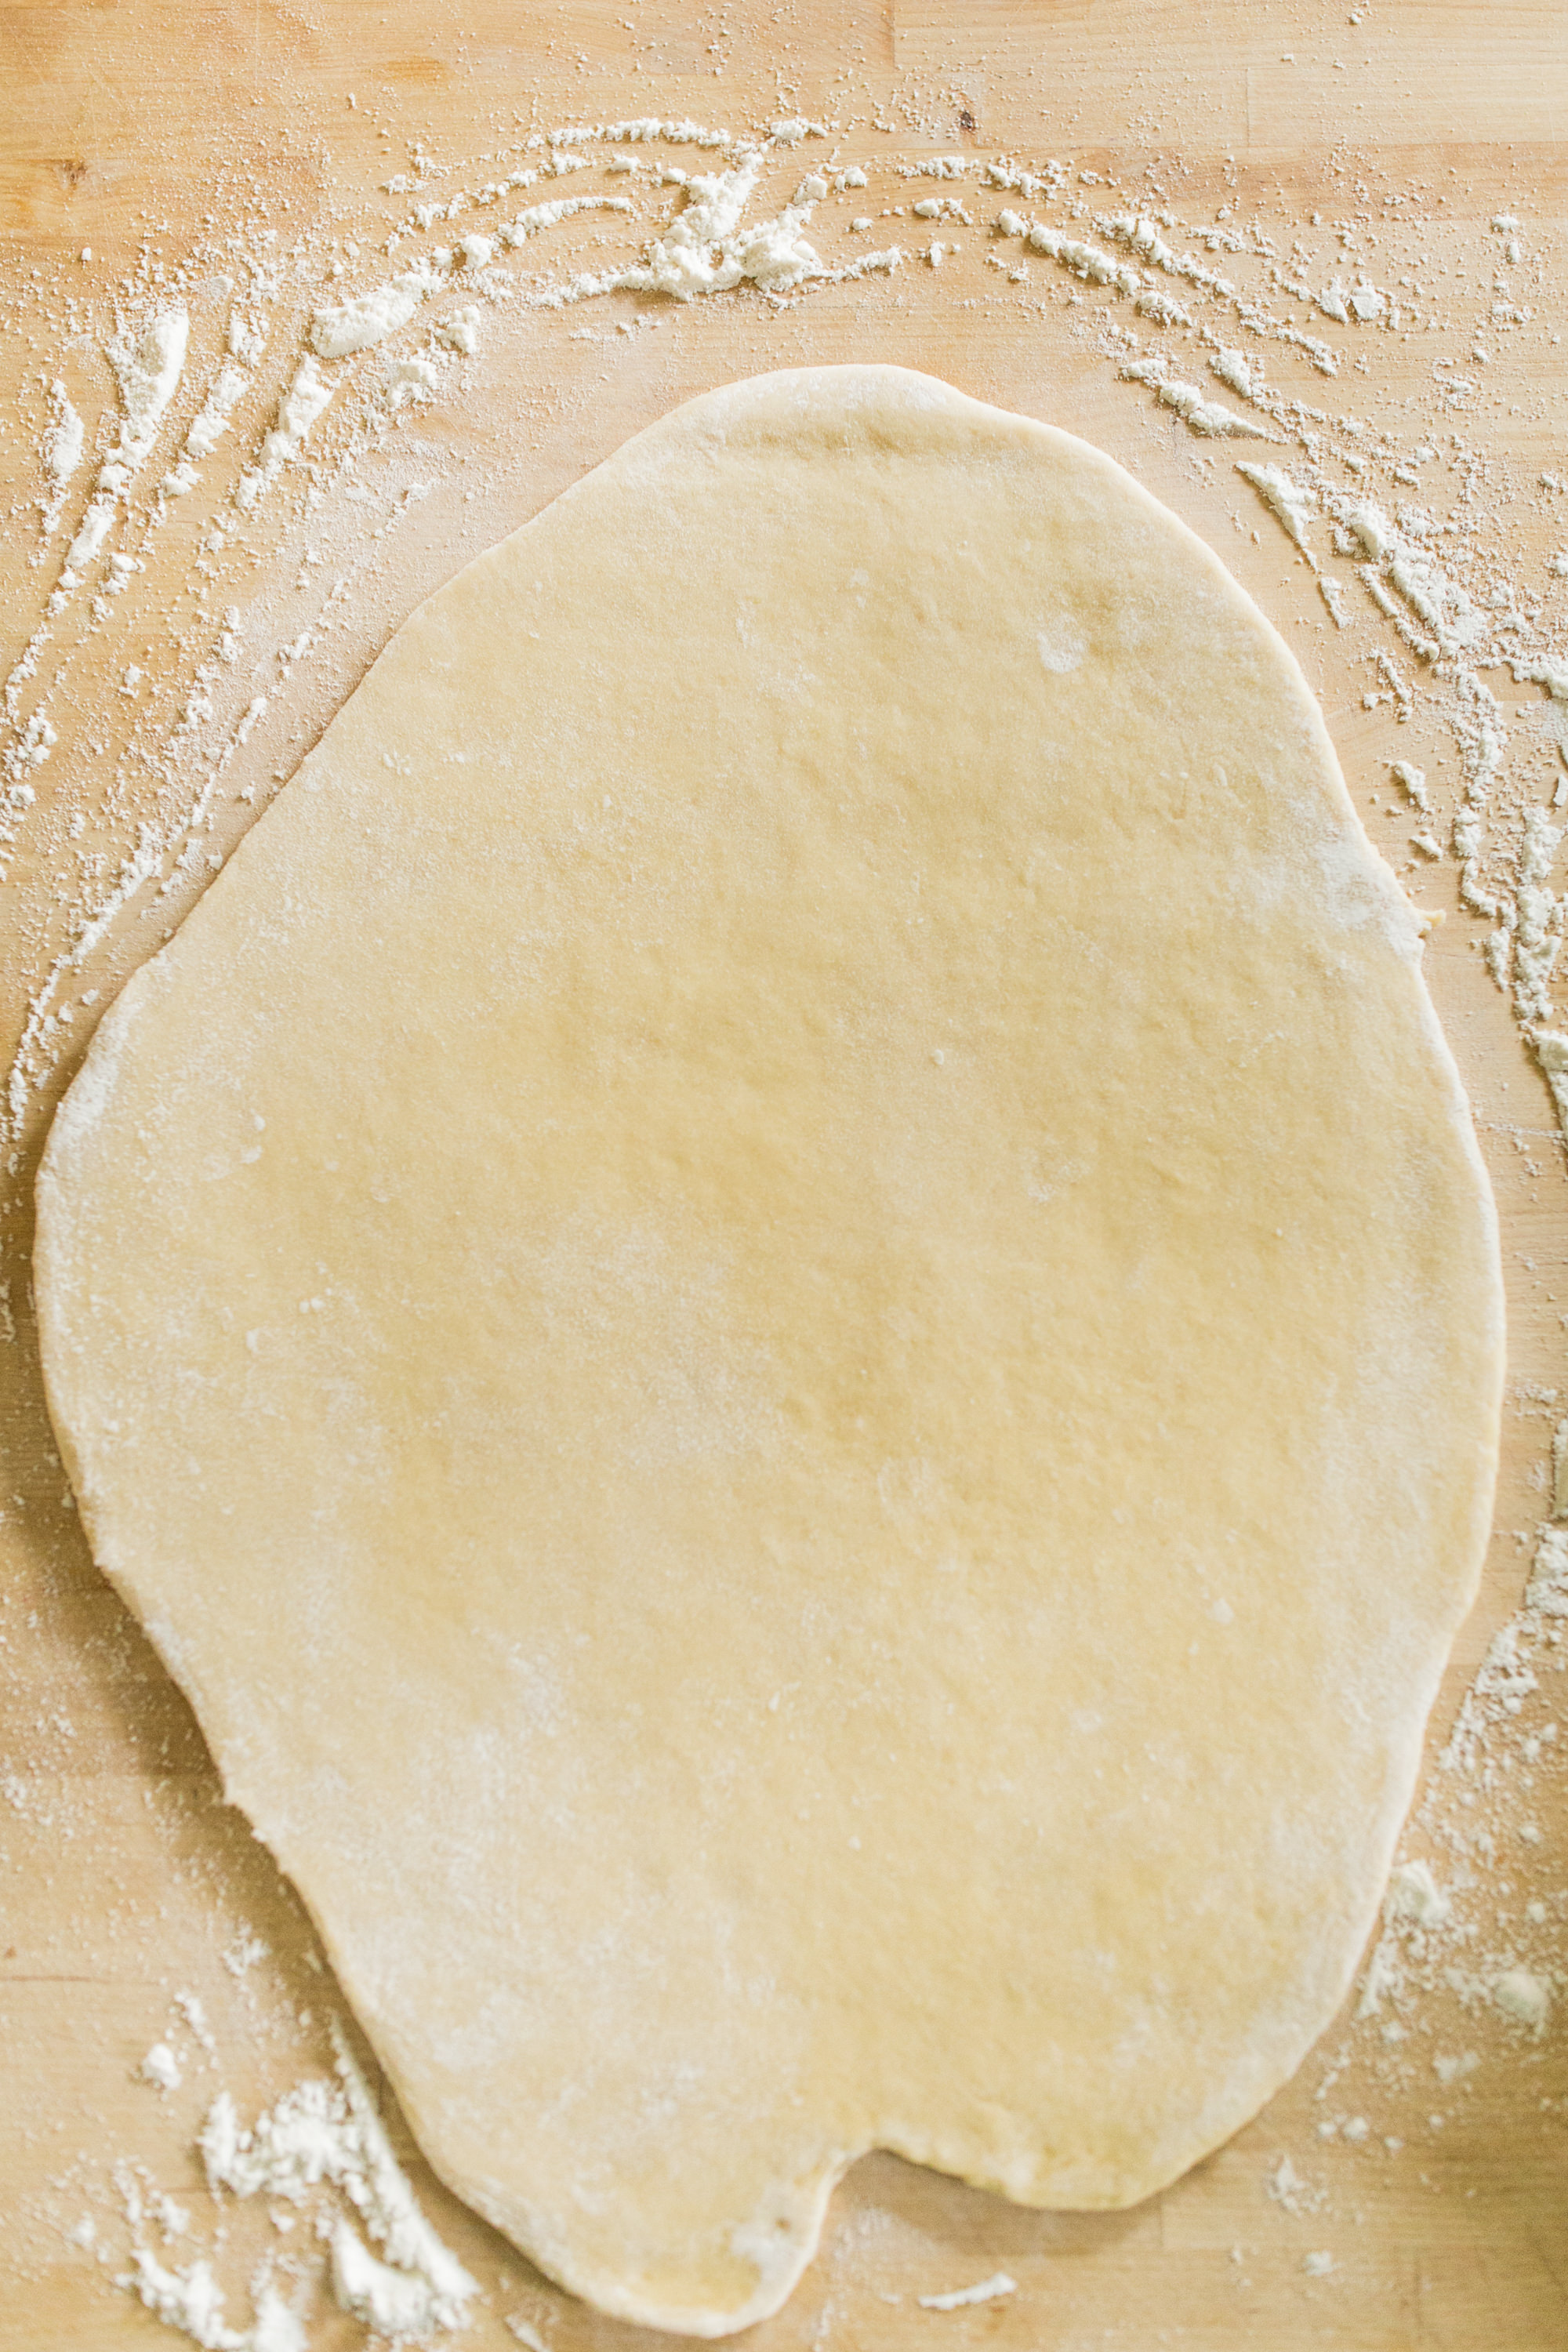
[36,367,1503,2336]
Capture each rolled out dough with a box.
[36,367,1504,2336]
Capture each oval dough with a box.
[35,367,1504,2336]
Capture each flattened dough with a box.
[36,367,1504,2336]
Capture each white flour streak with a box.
[38,379,84,535]
[501,193,635,244]
[1120,358,1279,441]
[235,358,334,510]
[1023,220,1139,292]
[592,116,735,147]
[1236,462,1315,546]
[55,310,189,604]
[311,270,435,360]
[165,361,253,496]
[918,2272,1017,2310]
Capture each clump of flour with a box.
[107,2020,476,2349]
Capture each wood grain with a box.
[2,5,1567,2347]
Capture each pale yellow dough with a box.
[36,368,1503,2336]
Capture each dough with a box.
[35,367,1503,2336]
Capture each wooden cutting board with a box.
[2,5,1566,2347]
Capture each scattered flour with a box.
[5,97,1568,2343]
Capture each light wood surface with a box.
[2,5,1568,2347]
